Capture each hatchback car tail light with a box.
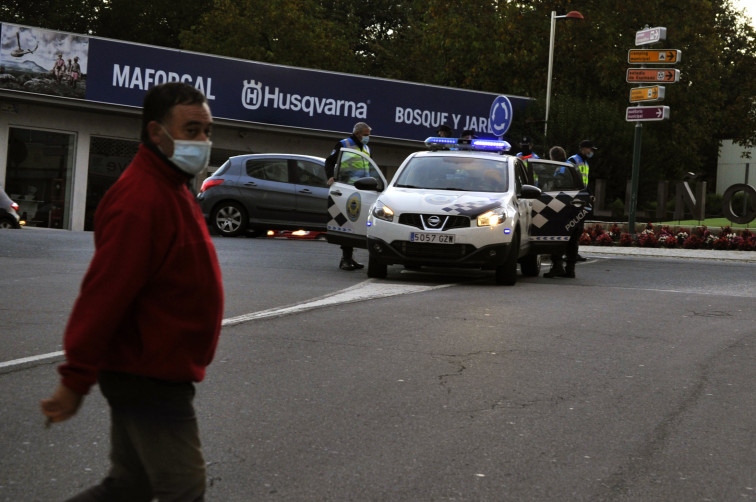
[200,178,225,193]
[10,202,19,212]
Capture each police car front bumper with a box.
[366,236,514,269]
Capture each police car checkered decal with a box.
[531,235,571,241]
[441,200,501,216]
[327,195,350,230]
[530,191,577,229]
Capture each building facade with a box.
[0,22,530,231]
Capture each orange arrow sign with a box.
[628,49,681,64]
[629,86,665,103]
[626,68,680,83]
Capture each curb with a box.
[581,246,756,263]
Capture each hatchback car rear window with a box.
[246,159,289,182]
[296,160,328,187]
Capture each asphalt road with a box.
[0,228,754,501]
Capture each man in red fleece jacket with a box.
[41,82,224,502]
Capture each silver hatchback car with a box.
[197,154,329,237]
[0,186,22,229]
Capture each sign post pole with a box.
[628,123,643,233]
[625,25,680,235]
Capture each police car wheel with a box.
[519,254,541,277]
[495,231,519,286]
[367,257,387,279]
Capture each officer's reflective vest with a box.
[516,152,540,160]
[339,137,371,181]
[568,154,589,188]
[517,153,539,185]
[340,137,370,157]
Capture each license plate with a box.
[410,232,455,244]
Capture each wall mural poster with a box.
[0,23,89,99]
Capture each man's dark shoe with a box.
[544,262,575,278]
[544,269,575,279]
[351,259,364,269]
[562,263,576,278]
[544,263,565,278]
[340,258,356,271]
[576,254,587,262]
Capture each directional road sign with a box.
[626,106,670,122]
[629,86,665,103]
[626,68,680,83]
[635,27,667,46]
[628,49,681,64]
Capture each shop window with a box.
[5,128,75,229]
[86,137,139,230]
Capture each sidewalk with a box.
[581,245,756,263]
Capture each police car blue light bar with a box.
[424,137,511,152]
[424,137,458,146]
[472,139,511,151]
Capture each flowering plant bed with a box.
[579,223,756,251]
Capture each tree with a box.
[1,0,103,34]
[180,0,358,73]
[94,0,213,49]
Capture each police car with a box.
[326,138,590,285]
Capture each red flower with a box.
[683,235,703,249]
[619,233,634,246]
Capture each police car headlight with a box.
[372,201,395,222]
[477,210,505,227]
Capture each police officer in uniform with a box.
[516,136,540,189]
[546,139,596,278]
[515,136,540,160]
[437,124,453,137]
[325,122,372,271]
[543,145,569,277]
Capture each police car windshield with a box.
[395,157,509,193]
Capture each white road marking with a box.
[222,280,450,326]
[0,352,64,370]
[0,280,451,371]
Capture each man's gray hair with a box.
[353,122,371,134]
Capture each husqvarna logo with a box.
[241,80,263,110]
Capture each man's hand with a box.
[41,384,84,424]
[327,177,334,186]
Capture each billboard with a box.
[1,23,531,142]
[0,24,89,99]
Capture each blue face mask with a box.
[587,151,594,159]
[361,135,370,145]
[160,125,212,176]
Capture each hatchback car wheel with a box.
[212,202,247,237]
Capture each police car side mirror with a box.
[354,177,382,192]
[520,184,542,199]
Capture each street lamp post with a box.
[544,10,584,143]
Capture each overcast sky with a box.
[734,0,756,24]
